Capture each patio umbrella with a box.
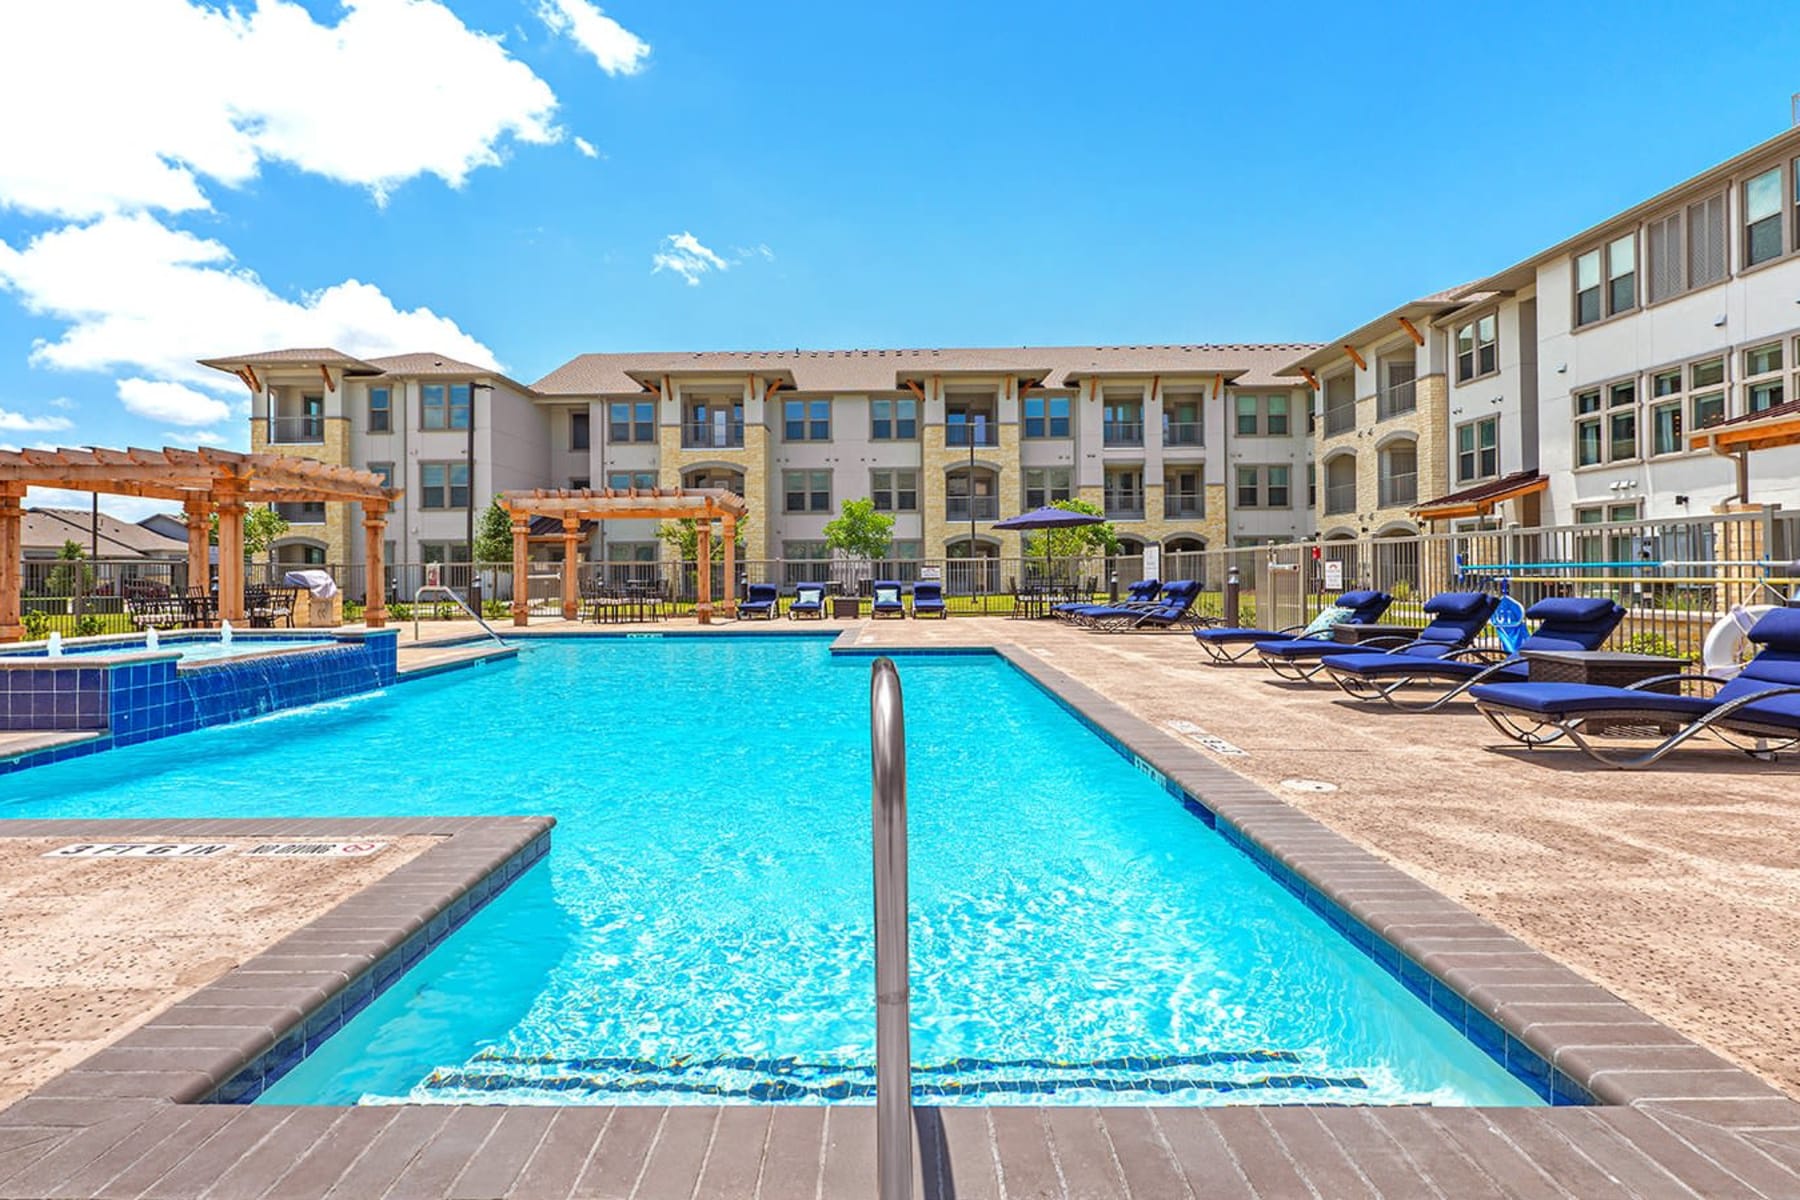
[993,506,1106,588]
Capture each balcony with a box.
[1103,421,1144,447]
[1377,379,1417,421]
[1378,471,1418,508]
[945,424,999,448]
[681,421,744,449]
[272,502,327,524]
[1104,495,1145,520]
[1163,422,1204,447]
[1324,482,1358,516]
[1323,404,1356,437]
[1163,492,1205,519]
[266,416,324,444]
[945,496,999,521]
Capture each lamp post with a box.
[467,382,494,613]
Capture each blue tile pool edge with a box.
[973,643,1595,1108]
[205,827,554,1105]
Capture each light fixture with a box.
[1714,313,1728,327]
[1675,494,1690,505]
[1555,363,1567,374]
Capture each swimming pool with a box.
[2,637,1541,1108]
[2,633,336,664]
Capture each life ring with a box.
[1701,605,1777,678]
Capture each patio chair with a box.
[1086,580,1204,632]
[1054,579,1160,622]
[1322,596,1626,709]
[740,583,779,620]
[1193,589,1393,664]
[1254,590,1500,682]
[871,581,906,619]
[1469,607,1800,769]
[788,582,827,620]
[912,581,946,619]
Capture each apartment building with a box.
[215,344,1319,578]
[1288,124,1800,535]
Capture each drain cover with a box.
[1280,778,1338,794]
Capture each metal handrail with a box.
[412,584,506,646]
[869,657,911,1200]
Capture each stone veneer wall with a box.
[250,415,355,563]
[654,424,773,561]
[1315,373,1447,536]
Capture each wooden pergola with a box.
[0,446,399,641]
[498,487,749,624]
[1689,400,1800,502]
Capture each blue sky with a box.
[2,0,1798,515]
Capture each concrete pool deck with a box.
[0,619,1798,1196]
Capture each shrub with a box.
[388,602,413,622]
[1622,630,1682,659]
[482,598,508,620]
[1388,579,1414,601]
[73,613,105,638]
[21,610,49,640]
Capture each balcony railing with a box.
[1163,421,1204,447]
[945,496,999,521]
[1378,472,1418,508]
[272,503,326,524]
[1323,404,1356,437]
[1377,379,1417,421]
[1324,481,1358,515]
[266,416,325,444]
[1163,493,1204,518]
[681,421,745,449]
[945,424,999,447]
[1105,496,1145,520]
[1103,421,1144,447]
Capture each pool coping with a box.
[1,646,1797,1197]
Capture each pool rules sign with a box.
[45,841,387,859]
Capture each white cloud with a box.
[735,244,775,262]
[0,407,73,432]
[0,0,562,220]
[651,231,730,286]
[48,397,76,410]
[538,0,650,75]
[162,429,231,446]
[574,136,600,159]
[118,379,232,426]
[0,214,498,391]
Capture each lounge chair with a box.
[740,583,779,620]
[1470,607,1800,769]
[912,581,946,619]
[788,583,826,620]
[1086,580,1204,632]
[1054,579,1159,622]
[1254,590,1500,682]
[871,580,906,619]
[1193,589,1394,664]
[1321,597,1625,709]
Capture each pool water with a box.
[0,638,1540,1108]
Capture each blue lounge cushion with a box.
[1469,681,1716,719]
[1424,591,1495,619]
[1516,597,1627,652]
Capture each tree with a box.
[1024,498,1117,567]
[45,540,95,597]
[655,514,752,560]
[822,498,894,562]
[473,498,513,564]
[208,507,290,556]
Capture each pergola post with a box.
[561,516,581,621]
[722,513,737,618]
[0,484,23,642]
[510,512,531,627]
[215,487,247,624]
[362,503,388,628]
[695,518,713,625]
[183,495,211,595]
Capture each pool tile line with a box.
[984,643,1794,1121]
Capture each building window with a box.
[871,469,918,513]
[367,461,394,489]
[1235,394,1259,436]
[1101,398,1143,446]
[1575,235,1636,327]
[570,477,590,490]
[784,398,831,441]
[1266,394,1290,436]
[1744,341,1785,414]
[1266,465,1291,508]
[1455,418,1499,483]
[1648,195,1727,303]
[1307,463,1316,508]
[419,462,470,509]
[1690,356,1727,430]
[606,471,658,491]
[608,400,655,443]
[570,409,590,451]
[1649,369,1684,457]
[1233,394,1290,436]
[783,469,831,513]
[1164,468,1204,518]
[1575,382,1637,466]
[1235,465,1289,509]
[1023,395,1071,438]
[1323,374,1356,436]
[1163,393,1203,446]
[421,383,472,431]
[367,387,391,433]
[870,398,916,440]
[1103,469,1143,517]
[1023,467,1072,509]
[1454,313,1499,382]
[420,541,470,564]
[1746,165,1785,267]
